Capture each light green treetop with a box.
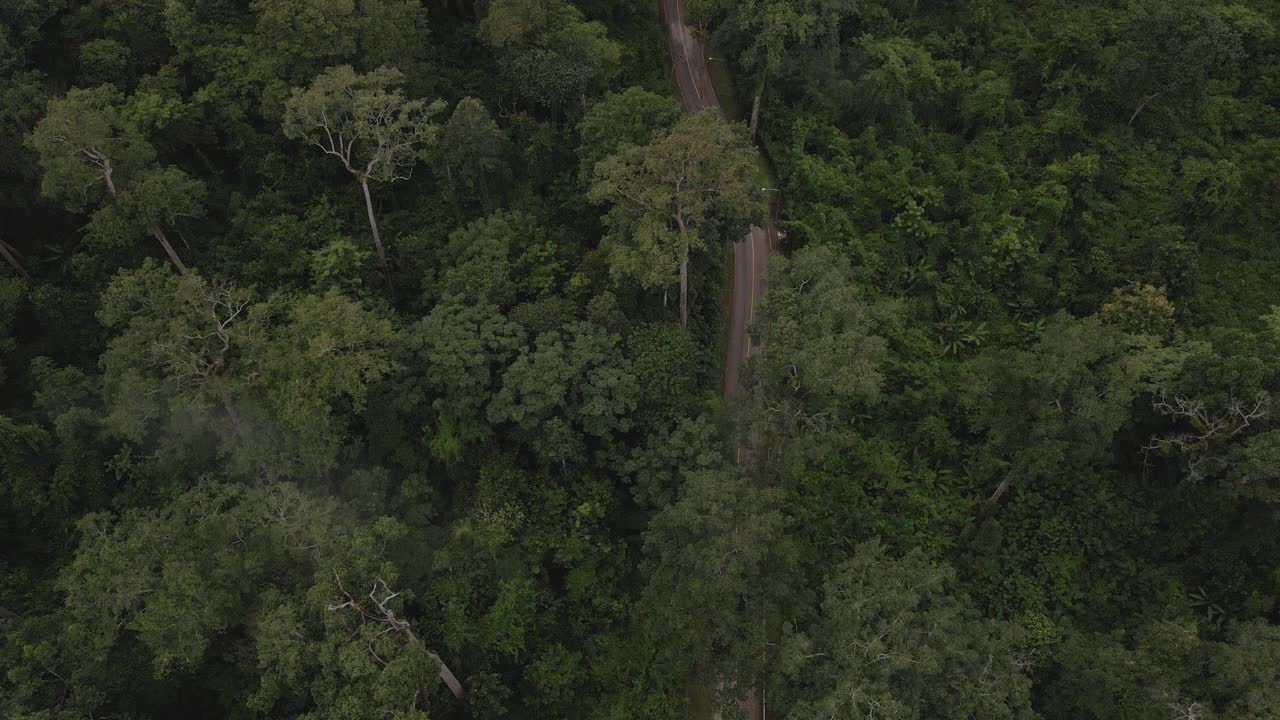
[283,65,444,185]
[745,244,890,437]
[30,84,156,211]
[98,261,394,479]
[283,65,445,277]
[590,112,763,326]
[31,84,203,272]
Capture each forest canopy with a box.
[2,0,1280,719]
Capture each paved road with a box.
[724,226,769,404]
[659,0,719,114]
[659,1,770,718]
[658,0,771,405]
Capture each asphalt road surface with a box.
[724,225,769,404]
[658,0,771,405]
[659,1,770,718]
[660,0,719,114]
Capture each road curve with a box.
[658,1,770,719]
[659,0,720,114]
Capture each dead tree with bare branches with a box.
[326,570,466,702]
[1143,392,1270,481]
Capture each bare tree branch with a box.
[0,235,31,280]
[326,571,466,701]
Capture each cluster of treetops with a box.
[2,0,1279,717]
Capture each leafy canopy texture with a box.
[29,84,154,211]
[7,0,1280,718]
[30,84,204,272]
[642,467,799,690]
[781,541,1036,720]
[283,65,444,185]
[98,261,394,479]
[283,64,444,274]
[590,112,763,325]
[479,0,621,108]
[743,244,890,440]
[9,480,458,718]
[576,87,681,180]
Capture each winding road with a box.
[659,0,771,718]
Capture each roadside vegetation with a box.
[3,1,1280,719]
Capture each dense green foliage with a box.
[2,0,1279,718]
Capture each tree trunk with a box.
[103,158,117,197]
[220,390,246,446]
[679,258,689,328]
[747,90,762,145]
[0,237,31,281]
[100,157,186,275]
[331,571,463,702]
[401,624,465,700]
[1128,93,1160,126]
[152,226,188,275]
[675,211,691,328]
[432,652,466,700]
[990,474,1014,502]
[360,177,394,292]
[747,76,762,143]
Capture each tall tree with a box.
[97,261,394,480]
[30,84,202,273]
[377,300,525,464]
[487,319,640,441]
[731,0,816,142]
[966,314,1180,501]
[250,0,434,88]
[1043,618,1280,720]
[436,97,508,200]
[1,481,465,719]
[590,112,763,327]
[283,65,445,284]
